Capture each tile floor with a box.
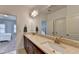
[0,39,16,54]
[5,50,16,54]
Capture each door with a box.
[67,16,79,40]
[40,20,47,35]
[54,17,66,37]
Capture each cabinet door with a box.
[33,45,45,54]
[24,36,31,53]
[24,36,45,54]
[24,36,34,54]
[27,39,34,54]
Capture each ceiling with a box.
[0,14,16,20]
[0,5,67,19]
[0,5,34,20]
[36,5,67,15]
[28,5,67,16]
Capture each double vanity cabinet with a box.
[24,36,45,54]
[24,33,79,54]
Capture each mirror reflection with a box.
[35,5,79,41]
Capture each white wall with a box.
[16,7,37,50]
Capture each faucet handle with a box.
[54,37,60,44]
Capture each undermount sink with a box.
[41,41,66,53]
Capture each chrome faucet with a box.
[54,36,63,44]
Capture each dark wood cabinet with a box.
[33,44,45,54]
[24,36,45,54]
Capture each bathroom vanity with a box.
[24,35,45,54]
[24,33,79,54]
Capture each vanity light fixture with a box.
[31,10,38,17]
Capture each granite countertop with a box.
[24,33,79,54]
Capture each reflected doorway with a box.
[53,17,66,37]
[40,20,47,35]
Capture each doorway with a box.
[53,17,66,37]
[40,20,47,35]
[0,14,16,54]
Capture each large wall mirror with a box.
[39,5,79,41]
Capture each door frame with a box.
[53,17,66,36]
